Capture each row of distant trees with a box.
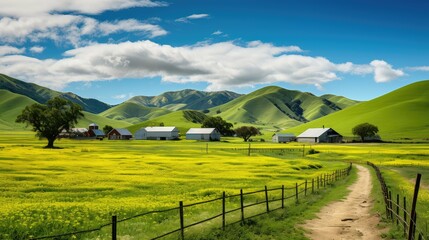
[16,96,379,148]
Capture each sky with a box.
[0,0,428,104]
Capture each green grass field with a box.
[1,131,428,239]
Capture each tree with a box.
[352,123,379,142]
[201,116,234,136]
[235,126,260,142]
[103,125,114,134]
[16,97,84,148]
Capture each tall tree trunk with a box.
[361,136,365,142]
[45,137,55,148]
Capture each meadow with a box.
[1,131,428,239]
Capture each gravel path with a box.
[303,165,385,240]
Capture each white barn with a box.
[272,133,295,143]
[135,127,179,140]
[297,128,342,143]
[186,128,221,141]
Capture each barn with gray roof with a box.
[297,128,342,143]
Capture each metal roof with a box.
[274,133,295,137]
[186,128,217,134]
[297,128,330,138]
[91,129,105,136]
[114,128,132,136]
[89,123,98,127]
[144,127,178,132]
[71,128,88,133]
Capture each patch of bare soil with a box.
[302,165,386,240]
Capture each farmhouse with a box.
[135,127,179,140]
[186,128,221,141]
[108,128,133,140]
[272,133,295,143]
[297,128,342,143]
[87,123,105,139]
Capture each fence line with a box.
[30,163,352,240]
[367,161,425,240]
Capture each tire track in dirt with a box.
[302,165,386,240]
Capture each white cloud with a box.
[0,0,166,17]
[408,66,429,71]
[0,15,167,46]
[0,40,404,90]
[30,46,45,53]
[0,45,25,56]
[113,93,134,100]
[175,14,209,23]
[212,30,223,35]
[370,60,404,83]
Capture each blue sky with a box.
[0,0,428,104]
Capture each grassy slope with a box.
[99,102,171,124]
[127,110,204,134]
[210,86,358,130]
[286,80,429,140]
[0,89,129,130]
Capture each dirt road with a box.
[303,165,385,240]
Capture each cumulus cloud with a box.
[30,46,45,53]
[0,15,167,46]
[175,14,209,23]
[0,0,166,17]
[0,45,25,56]
[370,60,404,83]
[212,30,223,35]
[0,40,394,91]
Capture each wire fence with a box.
[28,164,353,240]
[367,161,426,240]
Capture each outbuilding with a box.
[186,128,221,141]
[108,128,133,140]
[272,133,295,143]
[135,127,179,140]
[296,128,342,143]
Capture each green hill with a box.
[286,80,429,140]
[99,102,172,124]
[127,110,207,135]
[210,86,359,130]
[0,74,111,113]
[127,89,241,110]
[0,89,129,130]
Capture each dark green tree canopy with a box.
[201,116,234,136]
[352,122,379,142]
[103,125,114,134]
[16,97,84,148]
[235,126,260,142]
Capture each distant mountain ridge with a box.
[127,89,242,111]
[0,74,111,114]
[210,86,360,129]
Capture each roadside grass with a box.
[188,166,358,240]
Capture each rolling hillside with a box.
[286,80,429,140]
[0,74,111,113]
[127,110,207,134]
[127,89,241,110]
[99,102,172,124]
[0,89,129,130]
[210,86,359,130]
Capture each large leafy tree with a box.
[352,123,379,142]
[235,126,260,142]
[201,116,234,136]
[16,97,84,148]
[103,125,114,134]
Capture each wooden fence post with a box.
[404,196,407,236]
[281,185,285,209]
[240,189,245,224]
[179,201,185,240]
[112,215,117,240]
[312,178,314,194]
[248,144,251,156]
[305,180,307,196]
[396,194,399,225]
[408,173,422,240]
[295,183,298,203]
[222,192,226,230]
[265,186,269,213]
[389,191,393,221]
